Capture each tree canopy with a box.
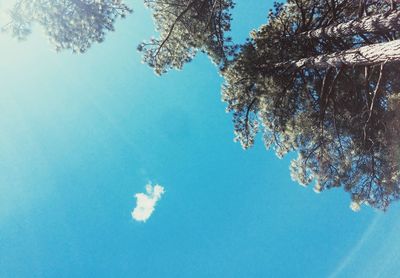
[222,0,400,210]
[4,0,132,53]
[3,0,400,210]
[138,0,236,75]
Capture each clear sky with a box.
[1,1,400,277]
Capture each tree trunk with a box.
[299,10,400,39]
[275,39,400,70]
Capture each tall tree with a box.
[3,0,132,53]
[222,0,400,210]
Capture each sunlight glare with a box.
[0,0,16,24]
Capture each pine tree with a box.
[222,0,400,210]
[4,0,132,53]
[138,0,236,75]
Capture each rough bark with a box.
[274,39,400,70]
[299,10,400,39]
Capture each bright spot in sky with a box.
[132,183,165,222]
[350,201,361,212]
[0,0,15,24]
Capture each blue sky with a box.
[0,1,400,277]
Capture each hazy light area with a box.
[0,0,15,23]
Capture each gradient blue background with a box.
[0,1,399,277]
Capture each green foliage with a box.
[4,0,132,53]
[222,0,400,210]
[138,0,236,75]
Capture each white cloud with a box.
[131,183,165,222]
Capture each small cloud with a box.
[131,183,165,222]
